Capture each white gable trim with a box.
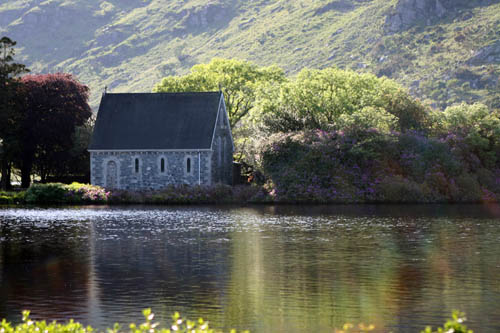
[210,93,234,151]
[222,94,235,151]
[210,94,223,150]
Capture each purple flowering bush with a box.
[106,184,267,205]
[261,129,499,203]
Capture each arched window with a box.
[218,136,222,165]
[160,158,165,173]
[135,158,139,173]
[186,157,191,174]
[223,137,226,163]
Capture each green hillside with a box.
[1,0,499,109]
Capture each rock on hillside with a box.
[468,40,500,65]
[385,0,499,32]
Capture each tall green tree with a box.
[153,58,285,128]
[0,36,28,190]
[17,73,92,187]
[261,67,430,134]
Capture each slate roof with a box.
[89,92,222,150]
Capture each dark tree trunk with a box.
[0,158,11,190]
[21,160,32,188]
[40,168,47,183]
[6,164,12,190]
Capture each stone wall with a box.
[211,100,233,185]
[90,150,212,190]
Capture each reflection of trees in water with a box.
[222,208,500,332]
[0,206,499,332]
[420,217,500,332]
[223,218,399,332]
[0,221,91,322]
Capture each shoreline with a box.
[1,182,498,206]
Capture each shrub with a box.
[475,168,498,191]
[455,173,482,202]
[0,195,13,205]
[106,184,261,205]
[65,182,110,203]
[397,132,462,182]
[0,310,472,333]
[13,191,26,204]
[433,103,500,169]
[0,309,248,333]
[108,189,138,204]
[232,185,262,202]
[260,126,499,203]
[376,176,425,203]
[421,311,473,333]
[0,191,26,205]
[24,183,109,204]
[25,183,67,204]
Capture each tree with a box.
[0,36,29,190]
[432,103,500,168]
[16,73,92,187]
[261,67,429,134]
[153,58,285,128]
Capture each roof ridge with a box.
[90,89,222,150]
[105,91,221,96]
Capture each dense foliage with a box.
[260,67,430,134]
[251,67,499,203]
[0,309,247,333]
[0,36,29,190]
[0,190,25,205]
[261,129,499,203]
[24,183,109,204]
[1,32,498,204]
[259,92,499,203]
[17,183,266,205]
[154,58,285,128]
[0,309,472,333]
[421,311,473,333]
[152,59,500,204]
[17,73,92,187]
[0,40,93,190]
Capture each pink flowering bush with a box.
[65,182,110,203]
[25,182,110,204]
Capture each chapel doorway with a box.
[106,160,118,189]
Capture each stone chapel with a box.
[88,91,233,189]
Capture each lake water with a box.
[0,205,499,332]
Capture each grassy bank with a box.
[0,180,499,206]
[0,182,269,205]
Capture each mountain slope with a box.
[1,0,499,109]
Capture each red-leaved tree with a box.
[0,36,29,190]
[17,73,92,187]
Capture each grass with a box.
[1,0,498,110]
